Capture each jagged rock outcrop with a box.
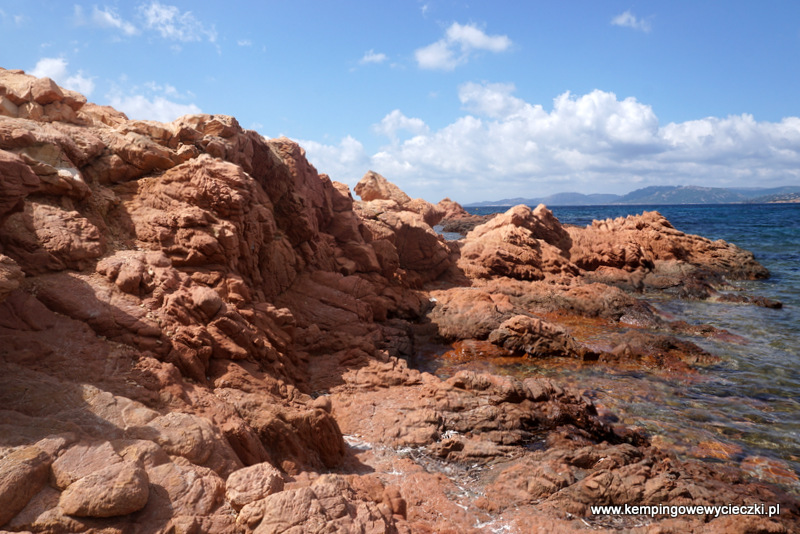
[0,68,797,533]
[436,197,495,236]
[436,197,472,220]
[353,171,453,286]
[487,315,597,360]
[0,150,40,224]
[458,204,578,282]
[0,68,424,532]
[0,69,87,123]
[355,169,444,227]
[568,209,770,284]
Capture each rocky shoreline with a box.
[1,68,798,533]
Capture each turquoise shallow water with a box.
[463,204,800,488]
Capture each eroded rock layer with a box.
[1,68,797,533]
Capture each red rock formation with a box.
[458,204,577,282]
[436,197,472,220]
[569,209,769,283]
[0,69,86,123]
[353,172,453,286]
[0,68,421,532]
[0,254,23,302]
[0,150,40,224]
[0,68,797,533]
[436,196,495,236]
[355,169,444,227]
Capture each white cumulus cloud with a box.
[416,40,458,71]
[296,83,800,203]
[109,94,201,122]
[373,110,430,141]
[107,81,201,122]
[296,136,370,183]
[30,57,96,96]
[611,10,652,33]
[446,22,512,52]
[458,81,527,119]
[30,57,68,80]
[64,72,96,96]
[415,22,512,70]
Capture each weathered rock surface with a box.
[488,314,596,360]
[0,70,86,123]
[226,462,285,510]
[569,209,770,282]
[0,149,40,223]
[355,169,444,226]
[0,254,23,303]
[58,460,150,517]
[0,67,797,533]
[354,196,452,285]
[0,445,53,526]
[436,197,495,236]
[237,474,402,534]
[458,204,577,282]
[436,197,472,220]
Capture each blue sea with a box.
[458,204,800,488]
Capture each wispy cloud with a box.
[138,1,217,43]
[237,39,252,47]
[91,6,138,35]
[611,10,652,33]
[415,22,512,70]
[30,57,96,96]
[72,3,216,42]
[1,9,27,26]
[359,49,388,65]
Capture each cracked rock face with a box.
[0,67,798,534]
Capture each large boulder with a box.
[355,170,444,226]
[487,314,592,359]
[459,204,578,282]
[0,445,53,526]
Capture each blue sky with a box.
[2,1,799,203]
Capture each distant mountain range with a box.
[465,185,800,207]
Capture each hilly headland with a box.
[468,185,800,207]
